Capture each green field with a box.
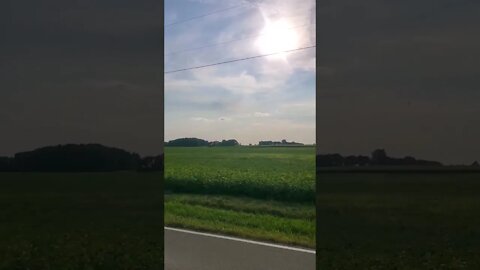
[317,173,480,269]
[164,146,316,247]
[0,172,163,270]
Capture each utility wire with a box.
[165,45,316,74]
[165,4,247,27]
[165,8,316,56]
[165,21,315,56]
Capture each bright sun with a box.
[256,19,299,60]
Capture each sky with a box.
[317,0,480,165]
[2,1,478,165]
[0,0,163,157]
[164,0,316,145]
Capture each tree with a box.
[371,149,387,165]
[218,139,239,146]
[13,144,141,172]
[165,138,209,147]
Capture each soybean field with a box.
[164,146,316,248]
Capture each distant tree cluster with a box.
[165,137,239,147]
[164,137,306,147]
[317,149,444,167]
[0,144,163,172]
[259,139,304,146]
[165,138,209,147]
[208,139,239,147]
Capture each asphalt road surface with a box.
[165,227,315,270]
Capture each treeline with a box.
[0,144,163,172]
[165,138,239,147]
[164,137,307,147]
[317,149,444,167]
[259,139,304,146]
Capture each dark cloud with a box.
[0,1,163,156]
[317,0,480,164]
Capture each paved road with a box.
[165,227,315,270]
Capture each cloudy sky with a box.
[164,0,316,145]
[317,0,480,165]
[2,1,478,165]
[0,0,163,156]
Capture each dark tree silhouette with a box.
[13,144,141,172]
[165,138,209,147]
[218,139,239,146]
[317,149,444,168]
[371,149,388,165]
[259,140,304,146]
[0,144,166,172]
[166,137,240,147]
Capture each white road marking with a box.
[164,226,316,254]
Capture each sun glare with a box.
[256,19,299,60]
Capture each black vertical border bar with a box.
[159,0,165,269]
[160,0,165,269]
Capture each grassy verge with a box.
[0,172,163,270]
[317,173,480,269]
[165,194,315,248]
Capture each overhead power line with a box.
[165,4,247,27]
[164,45,316,74]
[166,8,315,56]
[166,21,315,56]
